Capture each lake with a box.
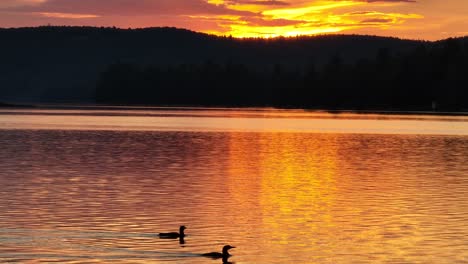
[1,107,468,263]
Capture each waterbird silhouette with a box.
[202,245,235,259]
[158,225,186,239]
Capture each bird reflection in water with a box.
[222,256,234,264]
[158,225,186,245]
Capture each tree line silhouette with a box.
[0,26,421,104]
[0,26,467,110]
[97,38,468,111]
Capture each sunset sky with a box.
[1,0,467,40]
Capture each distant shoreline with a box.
[1,102,468,117]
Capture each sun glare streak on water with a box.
[0,108,468,263]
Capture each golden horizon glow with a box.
[202,0,426,38]
[0,0,467,40]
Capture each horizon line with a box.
[1,25,467,42]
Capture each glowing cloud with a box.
[0,0,467,40]
[39,12,99,19]
[200,0,423,37]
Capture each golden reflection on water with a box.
[223,133,468,263]
[1,113,468,263]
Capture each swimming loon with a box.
[158,225,186,238]
[202,245,236,259]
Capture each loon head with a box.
[179,226,187,236]
[222,245,236,254]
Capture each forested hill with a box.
[0,26,419,102]
[0,26,467,110]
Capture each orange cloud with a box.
[38,12,99,19]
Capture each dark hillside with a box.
[1,26,467,111]
[0,26,421,103]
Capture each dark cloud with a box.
[360,18,393,23]
[347,11,377,15]
[242,16,305,26]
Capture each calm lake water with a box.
[1,108,468,263]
